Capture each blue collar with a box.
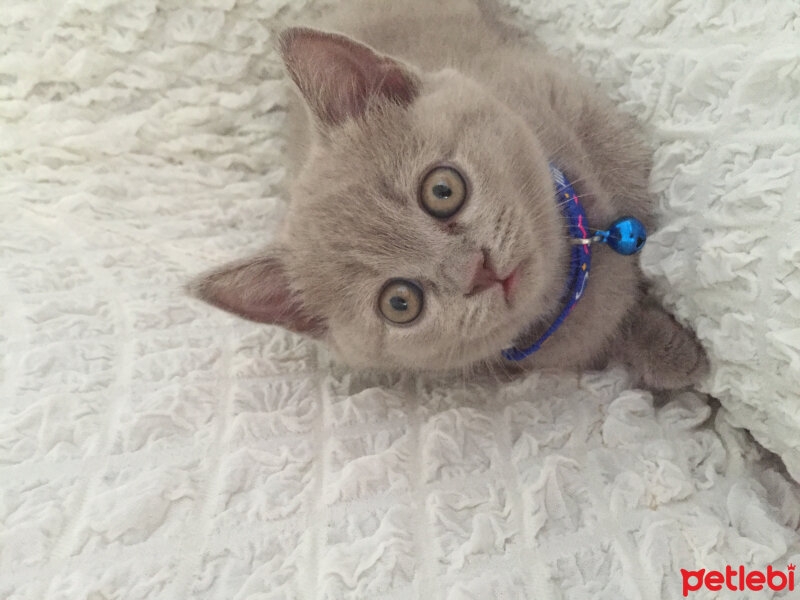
[502,166,647,361]
[502,165,591,361]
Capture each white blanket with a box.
[2,1,799,598]
[512,0,800,481]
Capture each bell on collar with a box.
[594,216,647,255]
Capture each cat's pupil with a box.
[390,296,408,311]
[432,183,452,199]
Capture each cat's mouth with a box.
[465,261,522,305]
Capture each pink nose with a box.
[467,251,501,296]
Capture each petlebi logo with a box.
[681,564,795,597]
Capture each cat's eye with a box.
[378,279,423,324]
[419,166,467,219]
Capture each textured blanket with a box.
[2,1,799,599]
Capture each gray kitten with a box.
[190,0,708,390]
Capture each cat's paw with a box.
[617,302,709,391]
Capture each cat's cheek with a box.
[325,322,386,368]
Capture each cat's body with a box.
[192,0,708,389]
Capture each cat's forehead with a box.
[287,170,433,274]
[306,83,505,198]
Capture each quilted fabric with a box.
[1,1,799,599]
[509,0,800,480]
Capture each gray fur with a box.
[190,0,708,389]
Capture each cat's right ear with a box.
[187,255,326,337]
[278,27,420,127]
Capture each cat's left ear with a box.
[278,27,420,127]
[187,254,327,338]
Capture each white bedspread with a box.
[2,1,799,598]
[514,0,800,481]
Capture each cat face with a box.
[191,28,566,372]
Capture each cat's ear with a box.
[188,255,326,337]
[278,27,420,127]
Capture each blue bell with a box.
[595,217,647,255]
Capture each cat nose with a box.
[466,249,501,296]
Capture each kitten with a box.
[189,0,708,390]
